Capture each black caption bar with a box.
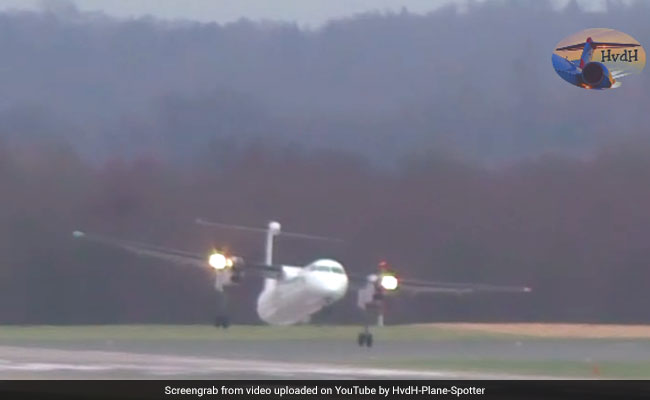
[2,380,650,400]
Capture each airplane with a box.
[72,220,531,347]
[552,36,641,89]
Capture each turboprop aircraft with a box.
[72,220,531,347]
[552,36,641,89]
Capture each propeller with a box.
[195,218,343,243]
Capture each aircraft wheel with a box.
[366,333,373,348]
[357,333,366,347]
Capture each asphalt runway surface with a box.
[1,336,649,379]
[0,345,514,380]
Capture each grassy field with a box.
[2,324,650,378]
[423,323,650,339]
[0,324,516,342]
[2,323,650,341]
[364,358,650,379]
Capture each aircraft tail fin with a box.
[579,37,595,69]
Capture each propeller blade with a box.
[195,218,343,243]
[276,231,343,243]
[195,218,268,233]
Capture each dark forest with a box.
[0,1,649,324]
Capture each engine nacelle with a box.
[214,267,246,291]
[213,256,245,291]
[581,62,613,89]
[357,276,379,310]
[357,274,391,309]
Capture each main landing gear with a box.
[357,305,376,347]
[214,289,231,329]
[357,279,383,347]
[357,331,373,347]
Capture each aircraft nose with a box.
[309,273,348,298]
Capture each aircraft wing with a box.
[348,272,530,295]
[349,264,531,324]
[71,230,282,276]
[392,277,531,295]
[556,42,640,52]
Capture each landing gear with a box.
[214,288,231,329]
[215,315,230,329]
[357,308,375,347]
[357,332,373,347]
[356,271,388,348]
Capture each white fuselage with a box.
[256,259,349,325]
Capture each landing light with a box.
[209,253,228,270]
[380,275,399,291]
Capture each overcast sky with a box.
[0,0,612,27]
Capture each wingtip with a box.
[72,230,85,238]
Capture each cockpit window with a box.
[309,265,345,274]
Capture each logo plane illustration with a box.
[552,36,641,89]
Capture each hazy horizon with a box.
[0,0,649,324]
[0,0,622,27]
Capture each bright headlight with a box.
[380,275,398,291]
[209,253,227,270]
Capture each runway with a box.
[1,325,650,379]
[0,345,559,380]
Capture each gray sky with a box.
[0,0,610,27]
